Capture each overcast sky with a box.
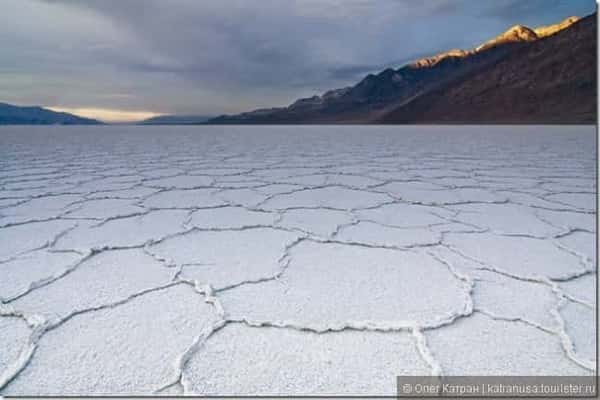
[0,0,596,121]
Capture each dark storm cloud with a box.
[1,0,596,116]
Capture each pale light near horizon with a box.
[46,107,162,123]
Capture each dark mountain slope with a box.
[209,15,594,124]
[209,43,519,124]
[378,14,596,124]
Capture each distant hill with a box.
[0,103,102,125]
[209,14,596,124]
[139,115,213,125]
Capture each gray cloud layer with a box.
[0,0,595,115]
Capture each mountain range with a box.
[139,115,213,125]
[0,103,101,125]
[209,14,596,124]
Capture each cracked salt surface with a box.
[335,221,440,248]
[444,231,589,280]
[0,249,83,302]
[0,219,76,262]
[149,228,300,290]
[52,209,190,251]
[447,203,562,237]
[11,249,176,322]
[183,324,430,396]
[560,302,596,363]
[3,285,219,396]
[220,240,468,329]
[187,206,277,229]
[471,270,558,329]
[276,207,354,237]
[0,125,596,395]
[0,317,30,376]
[427,313,590,376]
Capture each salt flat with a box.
[0,125,596,396]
